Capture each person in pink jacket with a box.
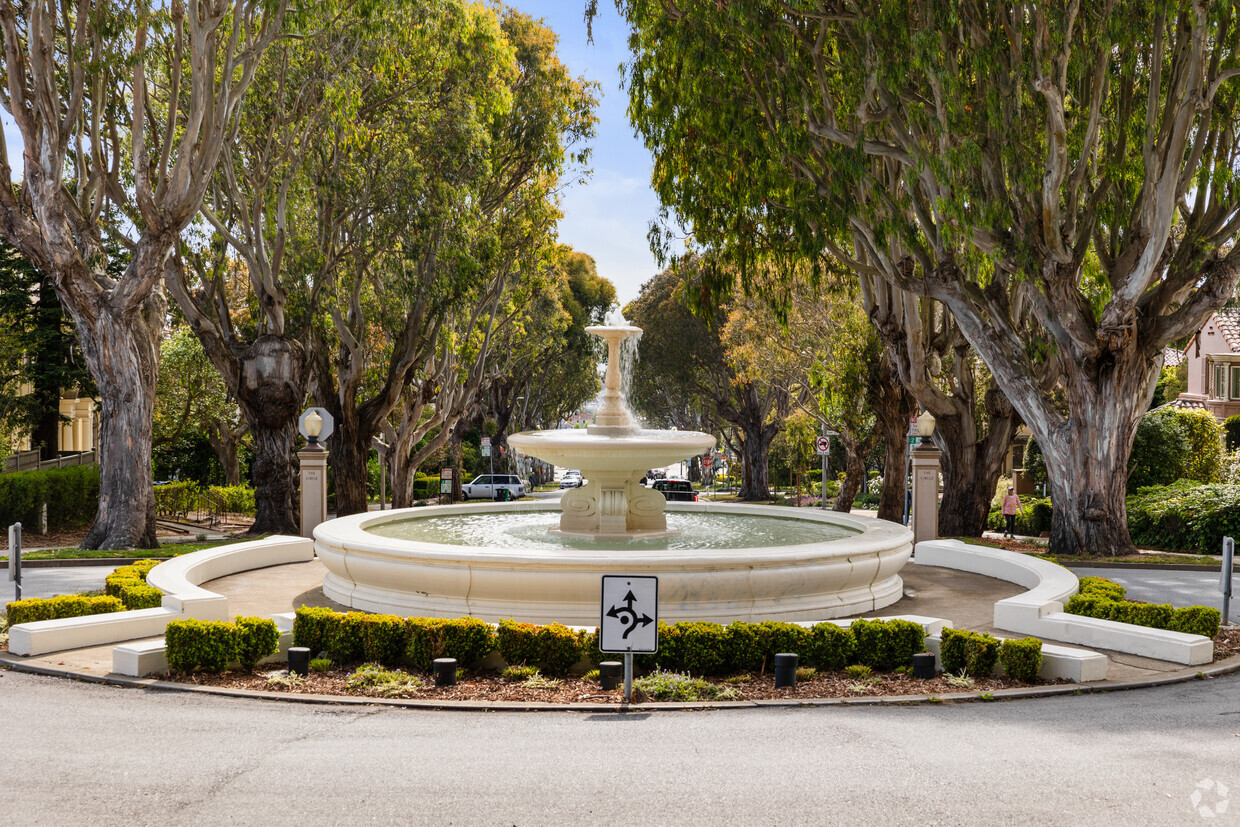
[1001,486,1023,539]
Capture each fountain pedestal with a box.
[558,470,671,538]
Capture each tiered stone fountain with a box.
[313,324,912,624]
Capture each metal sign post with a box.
[8,522,21,600]
[600,575,659,703]
[1222,536,1235,626]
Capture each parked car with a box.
[461,474,526,500]
[652,478,698,502]
[559,470,585,489]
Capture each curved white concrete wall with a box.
[314,502,913,625]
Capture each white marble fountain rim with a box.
[313,500,911,567]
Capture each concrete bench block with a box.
[9,608,180,657]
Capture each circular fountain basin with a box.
[313,501,912,625]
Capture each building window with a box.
[1232,366,1240,401]
[1214,364,1228,399]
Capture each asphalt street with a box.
[1,669,1237,825]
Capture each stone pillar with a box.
[299,447,329,538]
[910,444,941,547]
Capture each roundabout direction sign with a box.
[600,575,659,703]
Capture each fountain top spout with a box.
[585,324,642,437]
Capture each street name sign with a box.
[599,575,658,653]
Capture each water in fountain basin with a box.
[366,510,858,550]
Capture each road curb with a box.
[4,650,1238,713]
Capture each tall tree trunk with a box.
[1037,356,1152,556]
[737,423,778,500]
[329,410,371,517]
[32,273,67,460]
[935,386,1018,537]
[832,434,867,511]
[871,354,917,523]
[207,421,245,487]
[234,336,304,536]
[78,296,163,550]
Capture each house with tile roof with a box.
[1173,307,1240,420]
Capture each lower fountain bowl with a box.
[312,501,913,625]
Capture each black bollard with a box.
[912,652,936,679]
[287,647,311,677]
[599,661,623,690]
[433,658,458,687]
[773,653,798,688]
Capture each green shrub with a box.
[330,613,374,664]
[345,663,424,696]
[848,619,925,670]
[1066,590,1220,639]
[309,657,333,673]
[165,618,239,673]
[1177,408,1225,483]
[1226,415,1240,452]
[1170,606,1222,638]
[939,628,1000,677]
[206,485,256,516]
[292,606,340,656]
[154,480,200,519]
[998,637,1043,683]
[1076,576,1126,601]
[496,620,585,676]
[406,617,496,671]
[234,616,280,669]
[1126,481,1240,552]
[6,594,124,626]
[0,465,100,530]
[502,664,538,680]
[804,622,855,670]
[655,621,729,675]
[413,475,439,500]
[987,497,1053,535]
[1128,410,1190,491]
[104,560,162,609]
[722,621,808,674]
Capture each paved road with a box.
[3,565,112,602]
[1074,567,1238,625]
[0,669,1237,824]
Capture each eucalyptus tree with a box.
[626,260,790,499]
[0,1,287,548]
[721,269,915,520]
[312,8,598,516]
[620,1,1240,555]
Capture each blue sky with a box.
[508,1,661,306]
[1,3,661,305]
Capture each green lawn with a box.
[16,536,254,561]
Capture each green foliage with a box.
[844,664,872,679]
[104,560,162,610]
[1129,408,1223,492]
[6,594,124,626]
[405,617,496,671]
[154,481,200,519]
[496,620,584,676]
[1066,584,1220,639]
[848,619,926,671]
[234,616,280,670]
[804,622,856,670]
[0,465,100,530]
[309,658,333,673]
[1126,482,1240,553]
[1176,409,1225,483]
[206,485,256,516]
[632,670,740,702]
[1226,416,1240,452]
[1170,606,1222,639]
[653,621,728,675]
[502,664,538,680]
[345,664,424,697]
[721,620,809,674]
[165,619,240,673]
[998,638,1043,683]
[939,628,1000,678]
[1076,576,1127,601]
[292,607,340,656]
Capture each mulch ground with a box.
[171,666,1062,704]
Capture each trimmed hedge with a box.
[1066,575,1221,639]
[939,628,1000,677]
[165,616,279,673]
[0,464,99,530]
[986,497,1053,536]
[104,560,162,610]
[1127,481,1240,553]
[6,594,124,626]
[290,609,928,678]
[998,637,1043,683]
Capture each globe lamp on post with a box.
[305,409,324,450]
[916,410,936,447]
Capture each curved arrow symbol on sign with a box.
[606,589,653,640]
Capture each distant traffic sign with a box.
[600,576,659,653]
[815,435,831,455]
